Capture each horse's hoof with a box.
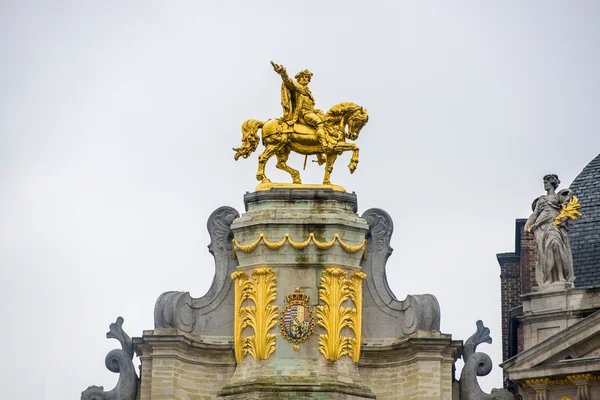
[323,181,331,186]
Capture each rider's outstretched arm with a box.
[279,69,298,91]
[271,62,298,91]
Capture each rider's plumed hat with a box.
[294,69,313,81]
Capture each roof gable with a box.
[502,311,600,380]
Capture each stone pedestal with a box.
[519,286,600,350]
[219,188,374,399]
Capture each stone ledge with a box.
[359,332,461,368]
[218,380,376,399]
[134,329,235,367]
[244,188,359,213]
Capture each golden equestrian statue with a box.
[233,61,369,189]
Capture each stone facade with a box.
[359,331,460,400]
[84,186,521,399]
[130,188,467,399]
[135,330,236,400]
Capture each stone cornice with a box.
[133,329,235,367]
[359,333,461,367]
[502,310,600,371]
[243,188,359,213]
[507,358,600,382]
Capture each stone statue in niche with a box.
[524,174,581,288]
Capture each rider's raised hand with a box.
[270,60,285,74]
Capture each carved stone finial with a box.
[460,320,513,400]
[81,317,138,400]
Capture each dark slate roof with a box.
[569,153,600,287]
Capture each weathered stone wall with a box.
[358,331,459,400]
[135,329,459,400]
[135,330,236,400]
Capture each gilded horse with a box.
[233,102,368,185]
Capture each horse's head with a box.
[347,107,369,141]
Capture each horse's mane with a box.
[325,102,361,119]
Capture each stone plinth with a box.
[232,189,368,270]
[519,286,600,350]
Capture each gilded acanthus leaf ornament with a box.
[346,272,366,362]
[317,267,365,362]
[245,268,278,360]
[231,271,250,363]
[230,268,278,362]
[233,61,369,189]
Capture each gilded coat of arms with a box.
[279,288,315,351]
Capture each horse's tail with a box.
[233,119,263,160]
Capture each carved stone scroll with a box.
[154,206,239,334]
[81,317,138,400]
[459,320,513,400]
[360,208,440,337]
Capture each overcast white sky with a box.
[1,1,600,399]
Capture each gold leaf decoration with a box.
[231,271,249,363]
[278,288,315,351]
[346,272,366,362]
[232,233,367,259]
[317,267,354,361]
[554,196,582,226]
[244,268,278,361]
[230,268,278,362]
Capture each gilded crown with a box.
[287,288,309,304]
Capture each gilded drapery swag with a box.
[523,374,600,388]
[232,233,367,259]
[317,267,366,362]
[231,268,278,363]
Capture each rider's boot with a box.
[316,125,329,152]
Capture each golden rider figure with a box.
[270,61,330,151]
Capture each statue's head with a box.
[295,69,313,86]
[543,174,560,190]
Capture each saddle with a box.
[277,119,315,135]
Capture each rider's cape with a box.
[280,81,313,125]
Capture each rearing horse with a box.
[233,102,368,186]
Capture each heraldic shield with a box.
[279,288,316,351]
